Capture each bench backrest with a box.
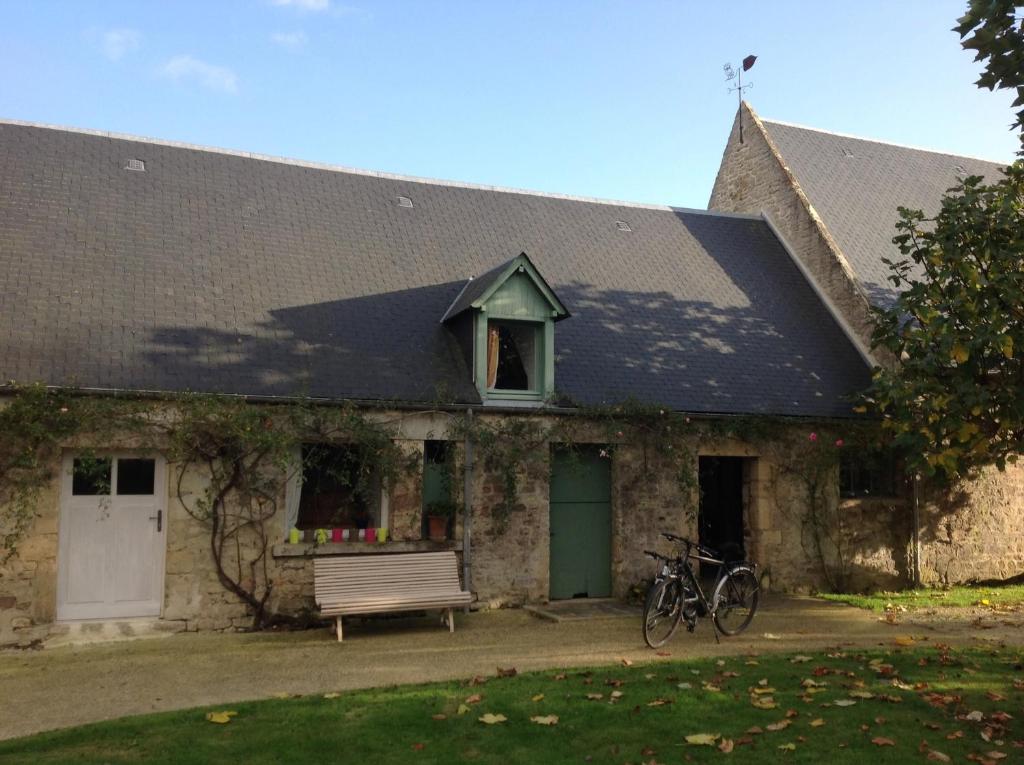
[314,551,463,604]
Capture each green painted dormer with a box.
[442,253,569,402]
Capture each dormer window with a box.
[441,252,569,403]
[487,320,540,392]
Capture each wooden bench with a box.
[314,551,472,642]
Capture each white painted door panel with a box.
[58,455,166,621]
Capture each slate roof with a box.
[0,120,871,417]
[760,118,1007,307]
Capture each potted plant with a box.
[425,500,458,541]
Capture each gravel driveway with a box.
[0,595,1018,741]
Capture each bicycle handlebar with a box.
[659,532,720,560]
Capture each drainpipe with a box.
[911,473,922,587]
[462,408,474,605]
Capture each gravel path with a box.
[0,595,1019,741]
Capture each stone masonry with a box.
[709,102,1024,587]
[0,406,987,646]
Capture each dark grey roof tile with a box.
[762,119,1006,307]
[0,121,871,417]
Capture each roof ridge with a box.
[0,116,763,220]
[759,117,1008,166]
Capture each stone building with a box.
[0,111,1010,645]
[710,102,1024,589]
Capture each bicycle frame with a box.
[646,533,750,644]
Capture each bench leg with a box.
[336,616,343,642]
[447,607,454,633]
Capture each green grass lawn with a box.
[1,645,1021,764]
[819,584,1024,612]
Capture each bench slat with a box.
[314,551,471,642]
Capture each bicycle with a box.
[642,532,760,648]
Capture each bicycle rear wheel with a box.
[711,567,759,636]
[643,578,684,648]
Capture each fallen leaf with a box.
[849,691,875,699]
[411,742,425,751]
[431,713,447,721]
[763,633,782,640]
[750,696,778,710]
[833,699,857,707]
[926,751,951,763]
[205,711,237,724]
[530,715,559,726]
[586,693,604,700]
[531,693,544,702]
[478,713,507,725]
[778,743,796,751]
[464,693,483,704]
[747,726,764,735]
[719,738,735,753]
[273,692,294,699]
[457,704,471,715]
[810,718,826,727]
[685,733,720,746]
[766,720,792,732]
[647,698,671,707]
[894,636,916,647]
[610,690,624,700]
[655,651,671,657]
[790,655,813,663]
[497,667,517,678]
[620,658,634,667]
[985,752,1007,760]
[986,691,1006,702]
[323,692,341,699]
[946,731,964,740]
[871,737,896,747]
[553,673,567,681]
[965,710,985,722]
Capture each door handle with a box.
[149,509,163,532]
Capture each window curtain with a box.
[283,445,303,537]
[486,326,500,389]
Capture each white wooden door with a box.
[57,454,167,620]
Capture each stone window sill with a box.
[272,540,463,558]
[839,496,906,508]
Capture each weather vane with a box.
[723,54,757,143]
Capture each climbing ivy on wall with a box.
[0,384,893,627]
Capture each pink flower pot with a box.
[331,528,343,543]
[365,527,376,544]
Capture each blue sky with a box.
[1,0,1017,209]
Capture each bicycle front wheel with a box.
[643,578,684,648]
[711,567,760,636]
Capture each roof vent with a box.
[396,195,414,208]
[615,220,632,232]
[954,164,966,174]
[841,147,854,158]
[124,158,146,172]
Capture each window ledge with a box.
[272,540,463,558]
[839,496,907,508]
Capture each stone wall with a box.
[0,470,59,645]
[708,103,878,354]
[10,407,1009,646]
[918,464,1024,585]
[708,103,1024,589]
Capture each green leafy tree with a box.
[864,2,1024,478]
[956,0,1024,149]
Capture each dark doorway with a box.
[698,457,747,577]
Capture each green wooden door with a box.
[549,447,612,599]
